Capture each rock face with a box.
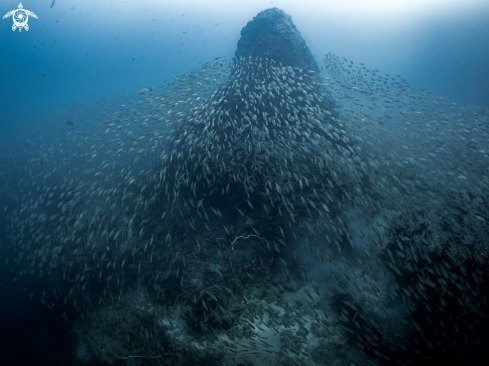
[235,8,319,72]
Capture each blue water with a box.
[1,0,489,141]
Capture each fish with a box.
[137,87,152,94]
[66,120,73,126]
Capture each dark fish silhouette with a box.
[66,120,73,127]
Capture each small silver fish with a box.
[137,87,152,94]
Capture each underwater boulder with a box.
[235,7,319,72]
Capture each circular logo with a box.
[13,9,28,28]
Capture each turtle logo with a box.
[3,3,38,32]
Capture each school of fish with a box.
[0,51,488,366]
